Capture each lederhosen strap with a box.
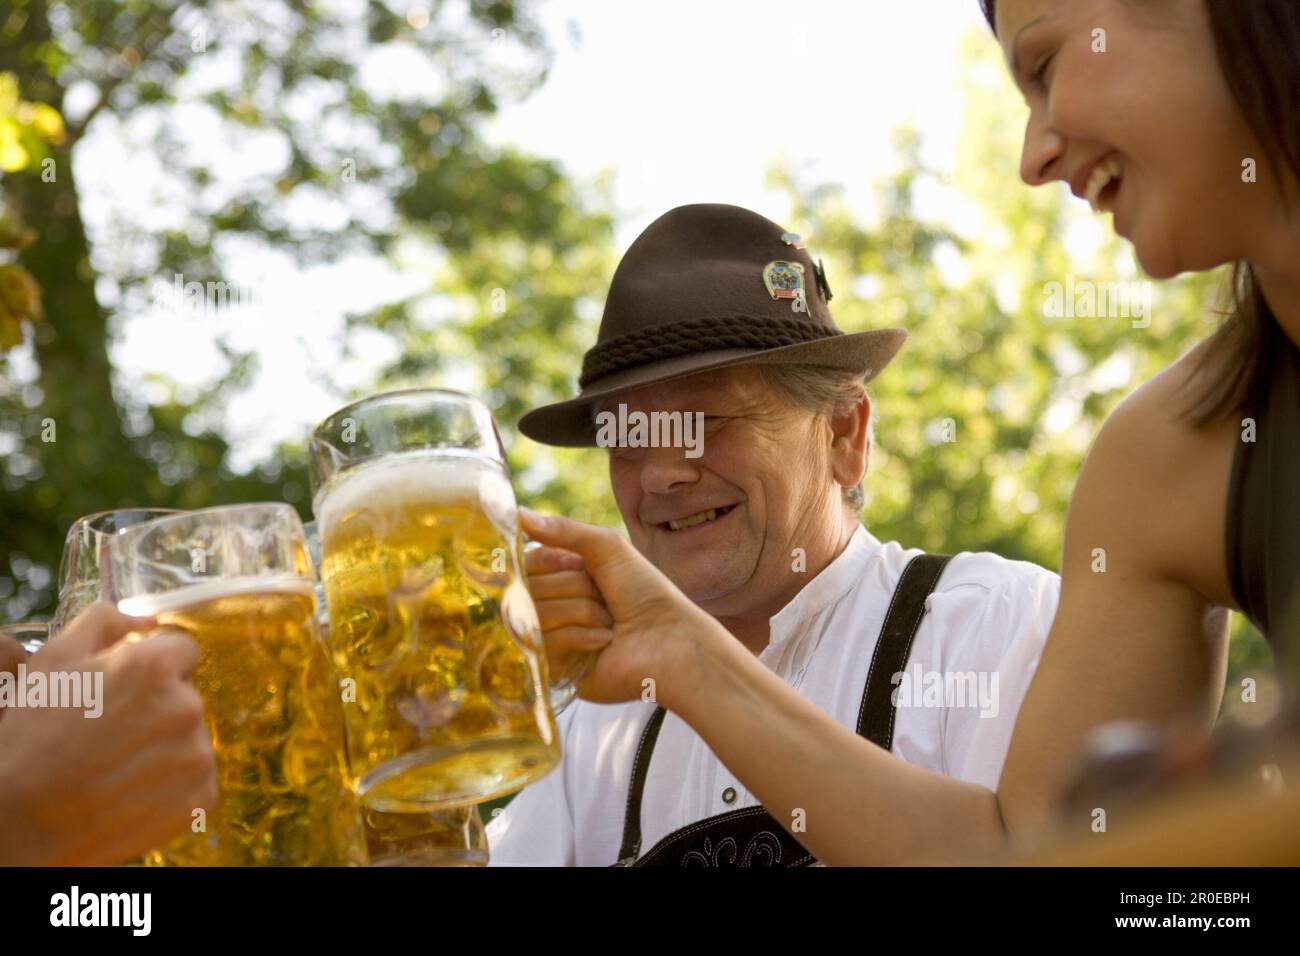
[615,552,952,867]
[857,551,951,750]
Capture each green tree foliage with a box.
[0,0,618,618]
[0,69,62,349]
[361,163,620,527]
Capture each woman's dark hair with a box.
[980,0,1300,424]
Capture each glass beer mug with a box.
[309,388,560,812]
[0,621,49,652]
[110,504,366,866]
[305,520,490,866]
[51,508,181,635]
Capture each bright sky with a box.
[487,0,983,245]
[73,0,993,469]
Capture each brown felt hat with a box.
[517,203,907,446]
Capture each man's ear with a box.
[829,387,870,487]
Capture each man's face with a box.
[603,365,849,616]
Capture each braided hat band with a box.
[579,315,841,388]
[517,204,907,447]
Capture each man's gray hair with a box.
[754,363,872,513]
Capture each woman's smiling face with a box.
[996,0,1268,279]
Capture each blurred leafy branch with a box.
[0,0,580,616]
[0,69,63,351]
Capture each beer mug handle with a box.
[520,534,546,581]
[0,621,50,656]
[520,534,588,714]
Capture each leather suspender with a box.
[856,553,951,749]
[616,552,952,866]
[616,707,667,865]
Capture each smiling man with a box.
[487,203,1061,866]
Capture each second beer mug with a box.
[309,389,560,812]
[110,504,366,866]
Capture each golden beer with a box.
[119,576,367,866]
[363,805,488,866]
[317,449,559,811]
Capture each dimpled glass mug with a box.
[309,389,560,812]
[111,504,367,866]
[51,508,182,635]
[304,520,490,866]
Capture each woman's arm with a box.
[997,370,1234,834]
[660,627,1008,863]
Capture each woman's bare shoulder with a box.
[1103,340,1233,453]
[1075,338,1238,602]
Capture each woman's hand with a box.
[519,508,729,707]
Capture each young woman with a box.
[521,0,1300,864]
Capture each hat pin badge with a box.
[771,232,812,311]
[779,233,832,303]
[763,259,808,313]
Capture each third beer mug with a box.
[309,389,559,811]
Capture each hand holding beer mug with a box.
[522,536,602,713]
[516,507,730,706]
[309,389,559,811]
[110,504,366,866]
[0,624,36,672]
[0,605,218,867]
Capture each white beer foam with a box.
[118,574,314,617]
[315,450,517,535]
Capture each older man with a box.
[487,203,1059,866]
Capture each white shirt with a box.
[486,524,1060,866]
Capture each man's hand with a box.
[519,508,730,706]
[0,604,218,866]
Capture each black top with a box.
[1226,332,1300,649]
